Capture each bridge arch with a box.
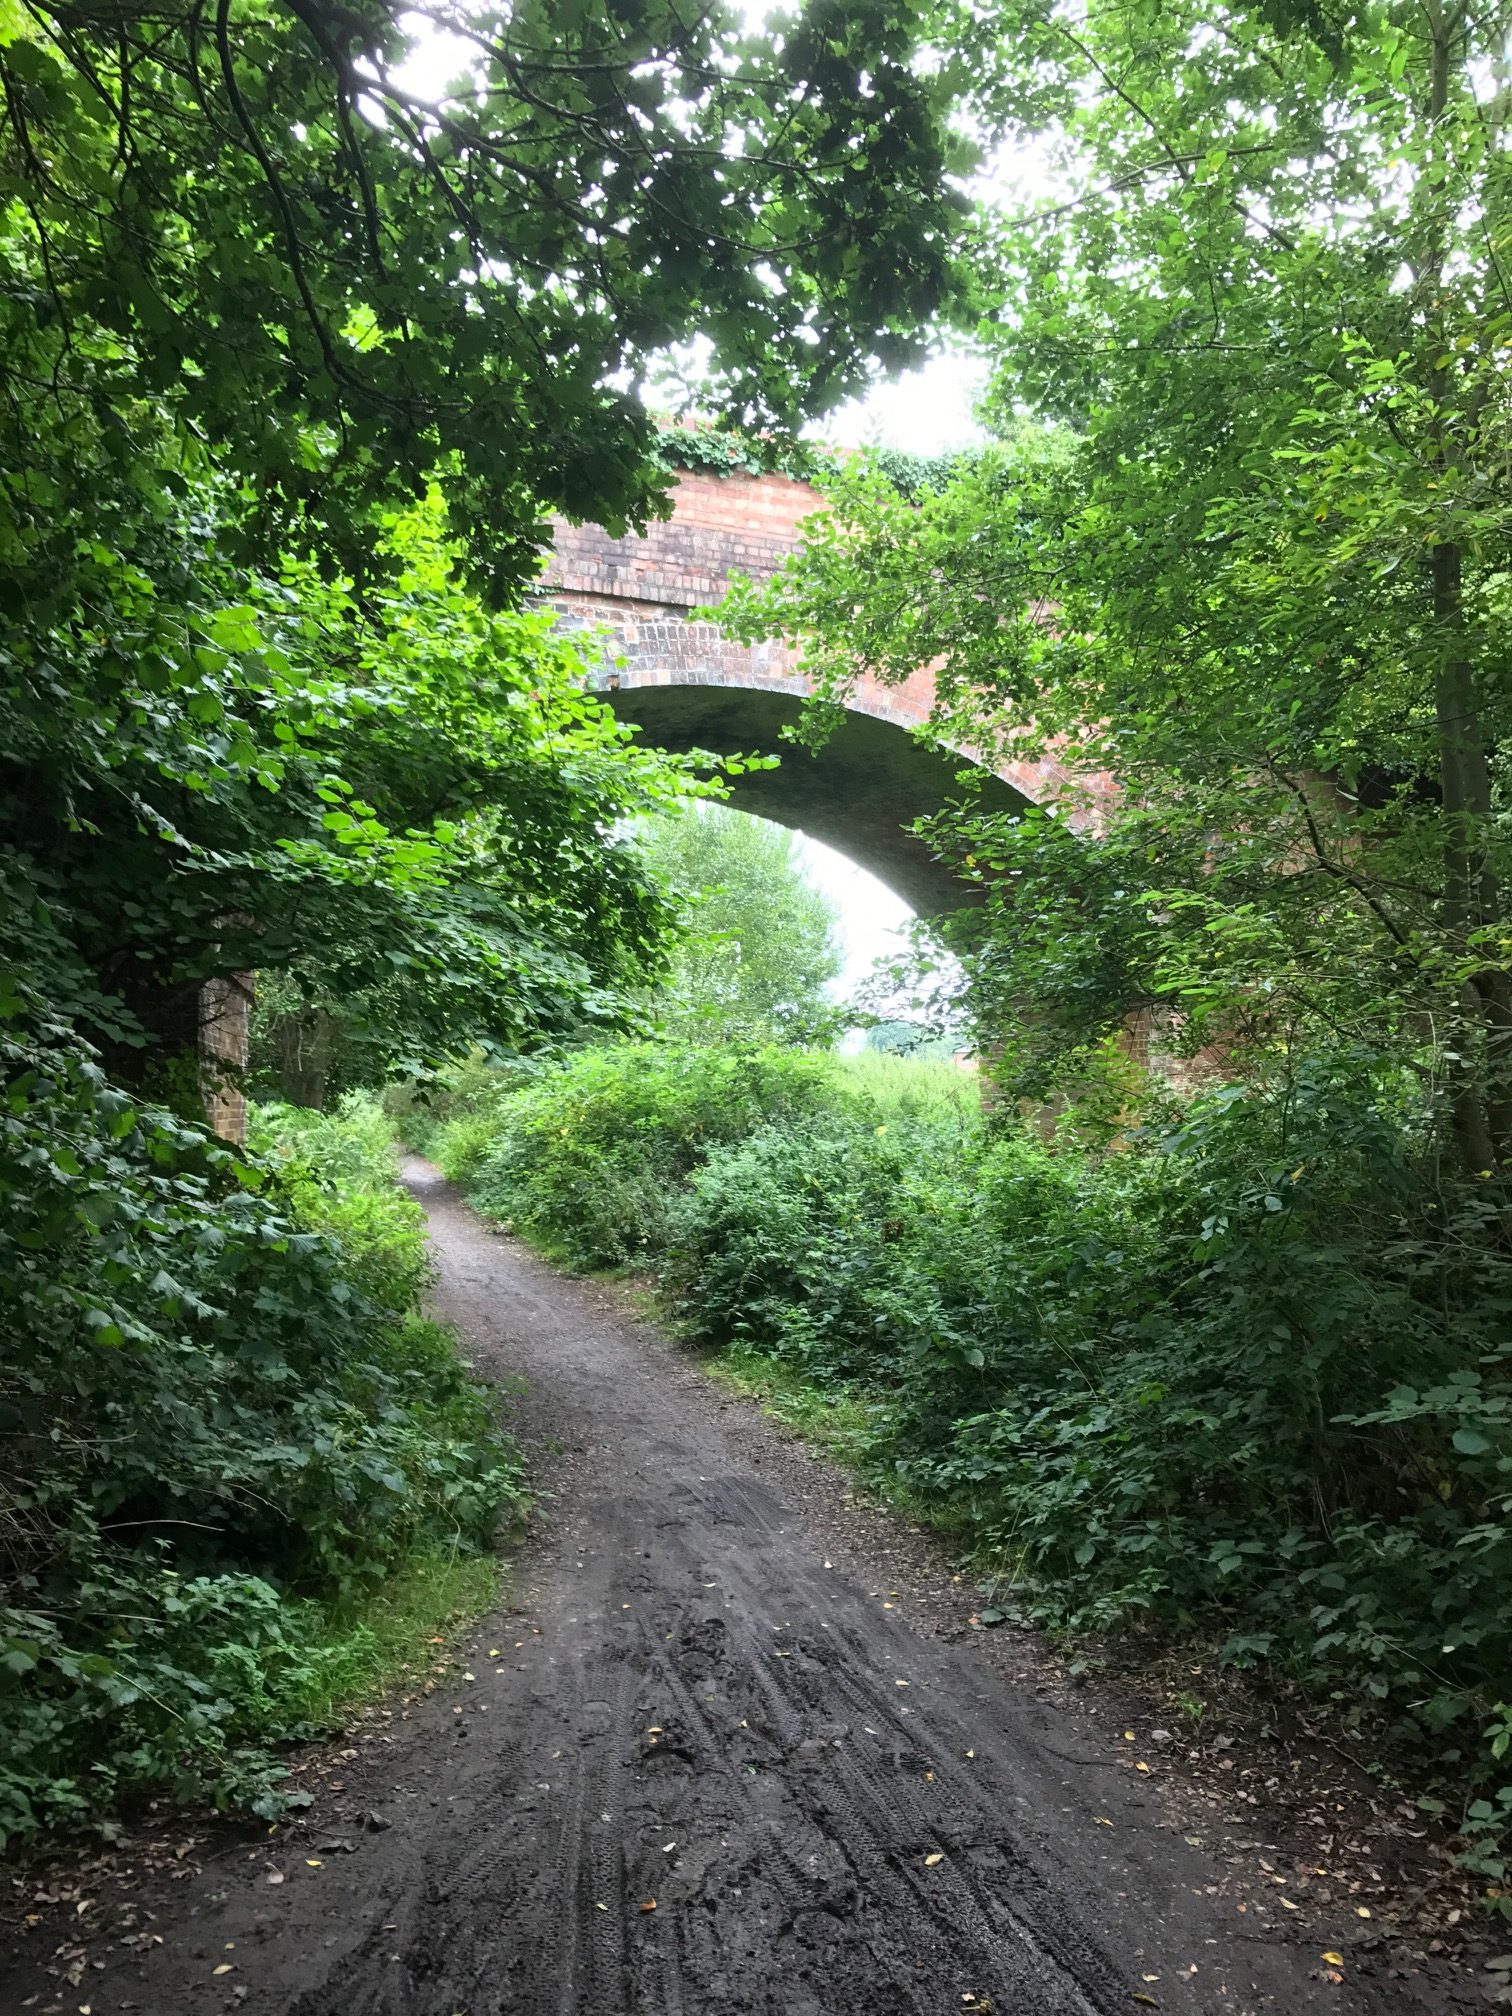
[541,466,1114,914]
[597,676,1010,916]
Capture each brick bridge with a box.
[541,468,1113,914]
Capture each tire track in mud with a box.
[606,1479,1125,2016]
[2,1165,1449,2016]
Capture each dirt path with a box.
[3,1165,1471,2015]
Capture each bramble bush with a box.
[461,1043,917,1270]
[445,1039,1512,1854]
[0,1037,520,1849]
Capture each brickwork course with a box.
[541,467,1120,825]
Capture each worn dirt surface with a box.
[2,1164,1487,2015]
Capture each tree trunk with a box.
[275,1005,333,1110]
[1430,542,1509,1169]
[1423,7,1509,1171]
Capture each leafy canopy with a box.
[2,0,984,593]
[724,0,1512,1168]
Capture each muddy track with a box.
[2,1165,1460,2015]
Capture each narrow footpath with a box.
[3,1166,1469,2015]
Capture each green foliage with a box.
[653,419,975,501]
[863,1018,961,1062]
[860,445,978,502]
[248,1095,433,1313]
[654,419,785,480]
[4,483,696,1108]
[466,1043,877,1270]
[429,1111,507,1192]
[636,806,844,1045]
[0,1059,520,1846]
[384,1051,544,1186]
[1,2,980,596]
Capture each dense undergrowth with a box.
[0,1062,520,1851]
[405,1041,1512,1879]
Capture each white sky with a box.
[813,353,990,456]
[791,830,914,998]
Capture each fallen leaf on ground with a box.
[895,1680,910,1688]
[1136,1762,1152,1773]
[1356,1907,1372,1919]
[640,1899,657,1913]
[1322,1952,1344,1966]
[305,1860,322,1869]
[925,1853,944,1866]
[212,1964,234,1975]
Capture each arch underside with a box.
[606,681,1030,916]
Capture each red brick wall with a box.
[542,469,1118,829]
[546,469,819,614]
[199,972,253,1144]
